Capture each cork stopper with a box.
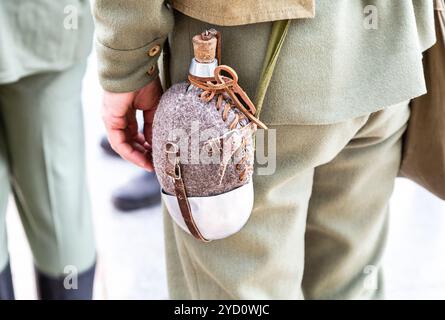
[192,29,218,63]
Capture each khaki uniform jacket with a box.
[92,0,315,93]
[0,0,93,85]
[169,0,315,25]
[92,0,436,125]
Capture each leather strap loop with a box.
[188,65,268,129]
[165,142,210,242]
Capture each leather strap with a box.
[172,171,209,242]
[165,142,209,242]
[188,65,268,129]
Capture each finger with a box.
[103,111,127,131]
[126,109,140,138]
[123,108,151,155]
[134,132,148,147]
[107,126,152,170]
[102,90,153,170]
[143,107,157,147]
[124,125,146,154]
[142,108,156,169]
[131,141,147,154]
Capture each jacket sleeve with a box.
[92,0,174,92]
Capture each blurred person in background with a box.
[0,0,95,300]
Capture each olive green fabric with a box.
[92,0,313,92]
[164,100,410,299]
[169,3,435,125]
[0,63,96,276]
[168,0,315,26]
[0,0,94,85]
[255,19,291,117]
[93,0,435,124]
[92,0,174,92]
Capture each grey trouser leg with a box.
[0,63,95,295]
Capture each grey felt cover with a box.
[152,82,255,197]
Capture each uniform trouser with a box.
[0,63,95,279]
[163,101,410,299]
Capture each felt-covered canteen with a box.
[152,29,265,241]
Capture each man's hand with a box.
[102,77,163,171]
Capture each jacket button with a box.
[147,64,156,76]
[147,44,161,57]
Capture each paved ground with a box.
[6,53,445,300]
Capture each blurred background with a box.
[5,50,445,300]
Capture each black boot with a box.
[0,262,14,300]
[36,263,95,300]
[112,171,161,212]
